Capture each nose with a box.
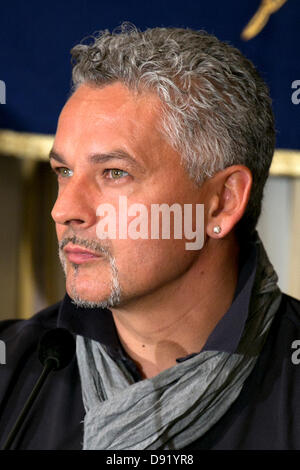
[51,175,98,229]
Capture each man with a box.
[0,25,299,450]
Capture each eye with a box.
[104,169,129,180]
[53,167,74,178]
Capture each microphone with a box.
[2,328,76,450]
[38,327,76,371]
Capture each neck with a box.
[111,234,240,379]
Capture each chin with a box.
[66,272,122,309]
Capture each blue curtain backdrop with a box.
[0,0,299,150]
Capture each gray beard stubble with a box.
[58,235,122,309]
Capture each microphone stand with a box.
[2,358,57,450]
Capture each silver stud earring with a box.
[213,225,222,234]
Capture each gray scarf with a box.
[76,235,282,450]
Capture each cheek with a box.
[113,237,197,289]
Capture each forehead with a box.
[56,82,163,145]
[54,82,170,165]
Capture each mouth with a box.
[63,243,102,265]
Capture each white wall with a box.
[257,175,298,296]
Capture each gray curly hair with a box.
[70,24,275,239]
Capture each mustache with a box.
[59,235,111,258]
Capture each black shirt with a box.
[0,239,300,450]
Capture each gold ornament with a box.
[241,0,288,41]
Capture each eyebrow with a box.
[49,148,146,173]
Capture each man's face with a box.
[51,82,209,308]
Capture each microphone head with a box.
[38,328,76,371]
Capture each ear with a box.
[206,165,252,238]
